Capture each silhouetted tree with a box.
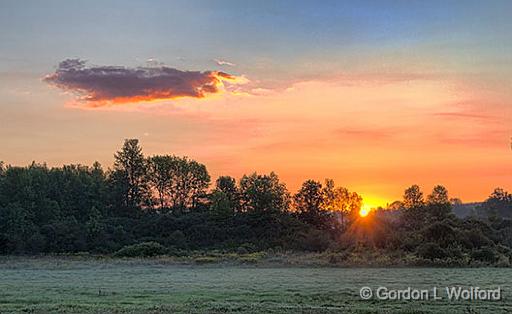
[426,185,451,221]
[112,139,149,209]
[403,185,424,208]
[211,176,240,214]
[239,172,290,213]
[0,138,511,261]
[478,187,512,219]
[171,157,210,210]
[401,184,425,228]
[147,155,175,209]
[321,179,361,225]
[294,180,324,226]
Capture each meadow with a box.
[0,257,510,313]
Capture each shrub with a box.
[471,246,497,263]
[295,229,332,252]
[416,242,448,260]
[421,221,456,247]
[114,241,168,257]
[236,243,258,254]
[464,229,492,249]
[236,246,249,255]
[194,256,220,264]
[166,230,187,248]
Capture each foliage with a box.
[114,241,168,257]
[239,172,290,213]
[0,140,511,267]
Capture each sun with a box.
[359,207,370,217]
[359,203,374,217]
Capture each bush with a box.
[421,221,456,247]
[236,246,249,255]
[464,229,492,249]
[295,229,332,252]
[237,242,257,254]
[114,241,168,257]
[194,256,220,264]
[471,246,497,263]
[416,242,448,260]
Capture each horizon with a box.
[0,141,500,208]
[1,0,511,206]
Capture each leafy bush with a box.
[114,241,168,257]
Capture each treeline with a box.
[0,139,511,265]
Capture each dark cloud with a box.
[44,59,238,106]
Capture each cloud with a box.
[433,111,497,121]
[44,59,244,107]
[214,59,236,67]
[334,127,399,141]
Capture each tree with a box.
[171,157,210,209]
[403,185,424,208]
[146,155,210,211]
[0,202,36,253]
[212,176,240,212]
[147,155,175,209]
[478,187,512,219]
[209,190,234,219]
[347,191,363,220]
[215,176,238,199]
[426,185,451,221]
[401,185,425,228]
[450,198,463,206]
[321,179,361,225]
[294,180,324,226]
[239,172,290,213]
[321,179,340,213]
[427,185,449,205]
[112,139,149,209]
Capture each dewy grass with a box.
[0,257,510,313]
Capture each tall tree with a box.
[294,180,324,226]
[212,176,240,212]
[403,185,424,208]
[112,139,149,209]
[147,155,175,209]
[321,179,361,225]
[426,185,451,221]
[239,172,290,213]
[427,185,449,205]
[478,187,512,219]
[172,157,210,209]
[401,184,425,228]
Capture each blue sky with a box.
[1,0,511,78]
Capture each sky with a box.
[1,0,511,207]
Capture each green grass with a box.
[0,257,510,313]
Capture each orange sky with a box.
[1,1,511,207]
[4,72,508,207]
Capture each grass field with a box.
[0,257,510,313]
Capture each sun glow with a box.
[359,207,370,217]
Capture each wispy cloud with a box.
[44,59,244,107]
[214,59,236,67]
[433,111,498,121]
